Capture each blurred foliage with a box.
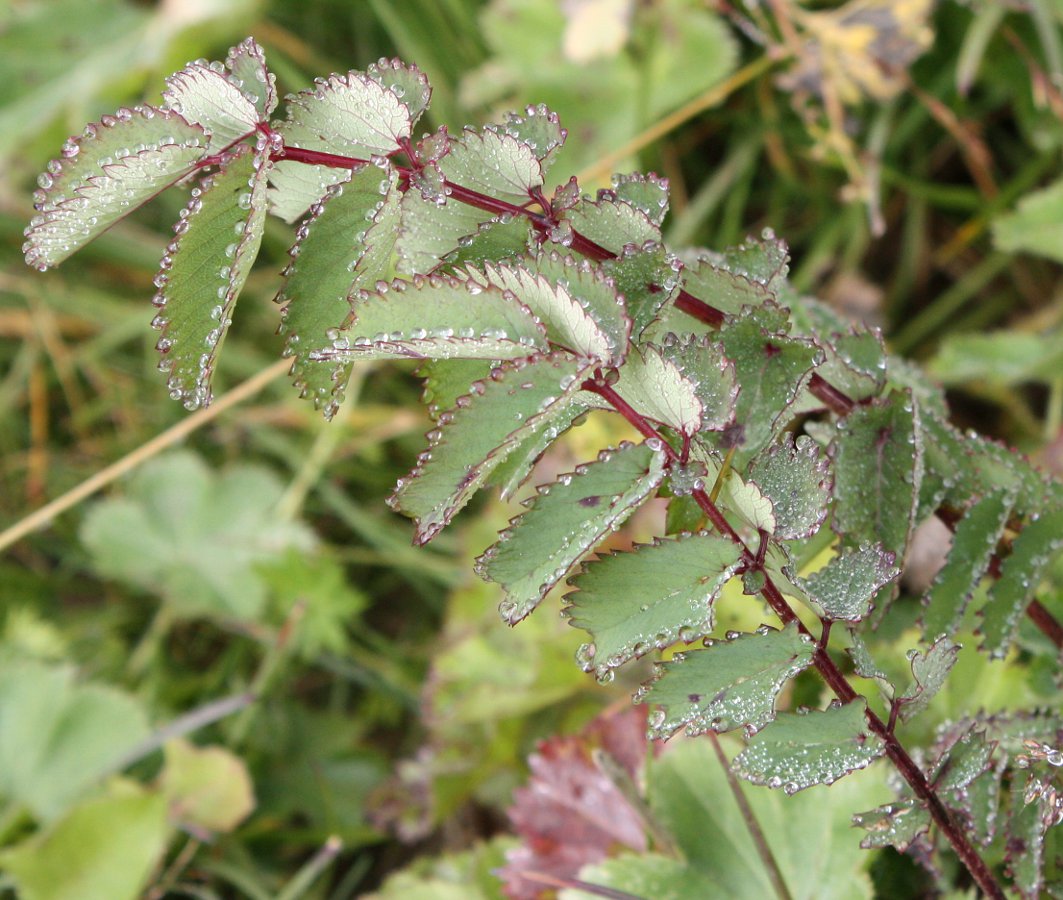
[2,0,1063,897]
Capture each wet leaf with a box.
[561,195,660,254]
[494,103,567,172]
[897,636,961,723]
[162,60,261,151]
[477,441,667,624]
[152,145,269,410]
[366,58,433,125]
[1007,770,1051,899]
[852,800,930,851]
[932,726,995,793]
[733,701,885,793]
[275,165,401,419]
[612,172,670,226]
[639,622,816,739]
[161,739,254,834]
[707,233,790,297]
[603,242,682,339]
[922,490,1013,640]
[657,335,739,434]
[798,544,899,623]
[564,532,743,678]
[23,107,208,270]
[328,271,548,360]
[392,353,596,544]
[748,434,832,540]
[225,38,278,119]
[613,344,704,435]
[671,255,774,322]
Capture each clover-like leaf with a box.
[852,801,930,852]
[638,623,816,739]
[613,344,704,436]
[152,145,270,410]
[275,164,401,419]
[922,489,1013,640]
[564,532,743,678]
[897,636,961,723]
[392,353,597,544]
[326,271,548,360]
[748,434,832,539]
[24,106,209,270]
[477,441,668,624]
[162,59,261,151]
[798,544,899,623]
[733,701,885,794]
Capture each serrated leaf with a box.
[980,507,1063,656]
[366,58,432,124]
[657,335,739,433]
[279,70,412,160]
[266,159,352,224]
[613,344,703,435]
[639,622,815,738]
[933,727,995,793]
[153,146,269,409]
[748,434,832,539]
[994,177,1063,263]
[564,532,742,677]
[830,390,922,559]
[852,800,931,851]
[561,195,661,254]
[792,301,887,403]
[24,107,208,270]
[495,103,566,172]
[676,255,775,319]
[326,272,548,360]
[718,304,822,464]
[708,233,791,295]
[720,472,777,534]
[477,441,667,624]
[162,61,261,151]
[1007,770,1051,899]
[440,215,533,269]
[799,544,899,623]
[419,359,496,419]
[467,254,629,364]
[392,353,595,543]
[0,661,150,821]
[922,490,1013,640]
[604,242,682,339]
[846,631,890,682]
[897,636,961,723]
[613,172,670,226]
[276,165,401,419]
[225,38,278,119]
[733,701,885,793]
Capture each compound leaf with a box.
[564,532,743,678]
[852,801,931,851]
[328,272,548,360]
[612,172,670,226]
[560,195,661,254]
[392,353,596,544]
[748,434,832,539]
[639,622,816,739]
[24,107,208,270]
[366,58,432,125]
[225,38,278,119]
[733,701,885,793]
[897,636,961,723]
[276,164,401,419]
[798,544,900,623]
[614,344,704,436]
[922,489,1013,640]
[162,60,261,152]
[675,255,774,320]
[492,103,566,172]
[604,242,682,339]
[153,146,269,410]
[477,441,667,624]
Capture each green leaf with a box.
[994,177,1063,263]
[929,330,1063,388]
[733,701,885,793]
[1007,770,1051,898]
[565,855,719,900]
[0,661,150,821]
[392,353,596,544]
[613,344,704,435]
[564,532,743,677]
[162,60,261,152]
[922,490,1013,640]
[561,194,661,254]
[80,451,316,621]
[852,800,930,851]
[603,242,682,339]
[675,255,774,320]
[638,622,815,738]
[161,739,254,834]
[0,780,168,900]
[897,636,961,723]
[276,164,401,419]
[657,335,739,433]
[366,58,433,125]
[933,726,995,792]
[153,145,269,410]
[477,441,667,624]
[791,301,887,402]
[612,172,670,225]
[327,271,549,360]
[493,103,566,172]
[440,215,534,269]
[798,545,900,623]
[980,507,1063,656]
[718,304,822,464]
[419,359,497,419]
[748,434,832,539]
[466,254,630,364]
[225,38,278,119]
[830,390,922,559]
[710,232,791,295]
[24,106,208,270]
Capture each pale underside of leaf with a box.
[897,636,960,723]
[275,165,401,419]
[392,353,596,544]
[162,62,261,152]
[747,434,832,540]
[798,544,899,623]
[267,160,355,224]
[564,532,743,678]
[613,344,703,436]
[366,58,432,124]
[444,127,543,204]
[324,273,549,360]
[733,701,885,794]
[656,335,738,433]
[153,147,269,410]
[225,38,278,118]
[24,107,208,270]
[477,441,668,625]
[496,103,566,172]
[639,623,816,739]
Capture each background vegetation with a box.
[2,0,1063,897]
